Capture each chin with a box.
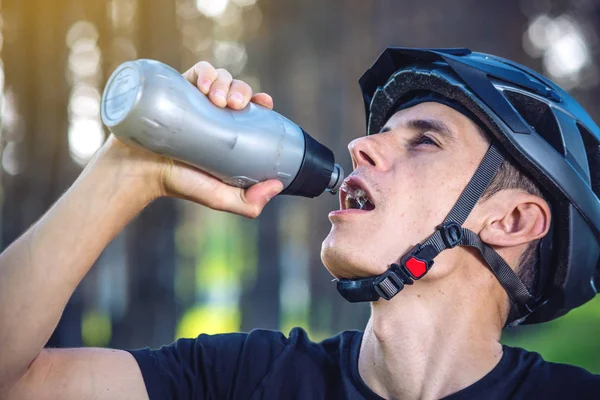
[320,234,351,279]
[321,228,389,279]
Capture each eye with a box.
[410,133,439,148]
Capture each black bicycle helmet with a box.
[335,47,600,325]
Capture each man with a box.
[0,47,599,400]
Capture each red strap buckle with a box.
[401,244,434,280]
[405,257,428,278]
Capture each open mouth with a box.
[340,177,376,211]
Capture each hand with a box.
[101,61,284,218]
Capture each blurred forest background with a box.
[1,0,600,372]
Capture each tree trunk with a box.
[111,0,182,349]
[2,0,80,347]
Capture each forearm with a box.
[0,145,156,391]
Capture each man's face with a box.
[321,102,491,279]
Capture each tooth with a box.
[357,196,367,210]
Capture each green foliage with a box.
[502,297,600,373]
[280,306,309,338]
[176,304,241,338]
[196,211,258,293]
[174,209,259,339]
[81,310,112,347]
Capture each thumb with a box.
[244,179,284,208]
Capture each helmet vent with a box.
[503,90,565,156]
[577,123,600,195]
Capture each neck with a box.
[358,264,505,400]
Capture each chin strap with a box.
[335,144,535,316]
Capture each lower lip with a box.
[329,209,373,219]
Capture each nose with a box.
[348,135,382,170]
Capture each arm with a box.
[0,62,282,399]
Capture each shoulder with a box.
[129,328,361,399]
[192,328,362,397]
[238,328,364,399]
[128,327,363,400]
[504,346,600,398]
[230,327,363,384]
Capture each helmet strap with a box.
[335,144,535,317]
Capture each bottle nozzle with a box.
[327,163,344,195]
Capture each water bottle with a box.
[100,59,344,197]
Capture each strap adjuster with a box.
[373,265,408,300]
[439,221,463,249]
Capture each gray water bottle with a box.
[100,59,344,197]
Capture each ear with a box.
[479,190,551,247]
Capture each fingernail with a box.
[212,89,226,102]
[229,92,243,105]
[200,79,212,92]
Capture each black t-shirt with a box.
[128,327,600,399]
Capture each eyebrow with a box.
[381,118,457,143]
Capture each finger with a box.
[174,162,284,218]
[213,179,283,218]
[251,93,274,110]
[243,179,284,211]
[182,61,218,94]
[209,68,233,108]
[227,79,253,110]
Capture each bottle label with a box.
[102,65,142,126]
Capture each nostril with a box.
[360,151,376,166]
